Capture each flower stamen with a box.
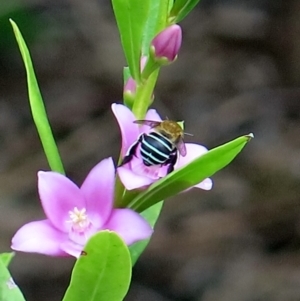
[68,207,90,232]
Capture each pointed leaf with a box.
[141,0,169,56]
[128,134,253,212]
[0,257,26,301]
[63,231,131,301]
[111,0,150,81]
[10,20,65,174]
[129,201,163,265]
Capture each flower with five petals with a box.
[11,158,152,257]
[112,103,213,191]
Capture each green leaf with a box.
[10,20,65,175]
[169,0,201,23]
[62,231,131,301]
[129,201,163,265]
[0,252,15,267]
[128,134,253,212]
[0,257,26,301]
[111,0,150,82]
[141,0,169,56]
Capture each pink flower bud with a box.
[151,25,182,62]
[124,77,136,94]
[123,56,148,94]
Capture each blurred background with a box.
[1,0,300,300]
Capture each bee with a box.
[119,119,188,174]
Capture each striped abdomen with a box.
[140,132,176,166]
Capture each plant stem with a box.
[131,69,159,119]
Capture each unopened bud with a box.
[123,56,148,94]
[151,25,182,63]
[124,77,136,95]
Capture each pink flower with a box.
[112,103,213,191]
[151,25,182,62]
[11,158,152,258]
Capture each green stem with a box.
[114,174,140,208]
[114,175,126,208]
[115,1,169,208]
[115,69,159,208]
[131,69,160,119]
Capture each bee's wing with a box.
[176,138,187,157]
[134,120,161,128]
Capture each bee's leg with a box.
[165,151,178,174]
[118,134,143,167]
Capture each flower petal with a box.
[141,109,162,133]
[129,153,161,180]
[81,158,115,228]
[11,220,68,256]
[176,143,212,190]
[103,209,153,245]
[194,177,213,190]
[175,143,208,168]
[118,165,154,190]
[38,171,85,232]
[112,103,139,156]
[60,240,85,258]
[144,109,161,121]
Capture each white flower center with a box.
[68,207,89,232]
[67,207,95,245]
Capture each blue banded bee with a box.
[119,120,187,174]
